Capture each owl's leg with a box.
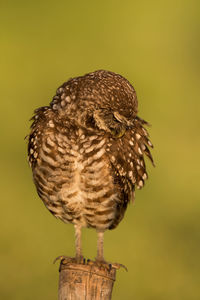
[93,230,113,270]
[74,224,83,261]
[91,230,127,271]
[54,225,84,266]
[96,230,105,262]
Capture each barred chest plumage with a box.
[30,123,122,231]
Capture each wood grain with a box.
[58,260,117,300]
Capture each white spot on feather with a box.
[65,96,71,103]
[57,87,63,93]
[142,173,147,180]
[48,120,55,128]
[141,144,146,150]
[129,140,134,146]
[61,100,66,107]
[138,147,142,155]
[128,171,133,177]
[139,180,143,187]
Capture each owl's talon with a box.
[53,255,86,265]
[75,255,85,264]
[95,260,128,272]
[84,259,126,272]
[87,259,94,266]
[53,255,71,264]
[112,263,128,272]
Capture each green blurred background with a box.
[1,0,200,299]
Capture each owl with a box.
[28,70,154,265]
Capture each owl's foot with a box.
[54,255,86,265]
[87,259,128,272]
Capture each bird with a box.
[27,70,154,266]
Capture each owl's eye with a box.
[112,115,121,123]
[110,125,126,138]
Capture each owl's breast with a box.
[32,127,120,230]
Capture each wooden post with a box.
[58,260,118,300]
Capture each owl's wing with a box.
[89,107,154,229]
[28,106,56,169]
[112,116,153,183]
[105,116,154,229]
[92,110,154,191]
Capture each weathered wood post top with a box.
[58,260,118,300]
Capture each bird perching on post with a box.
[27,70,154,273]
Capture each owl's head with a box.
[78,70,138,117]
[50,70,138,134]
